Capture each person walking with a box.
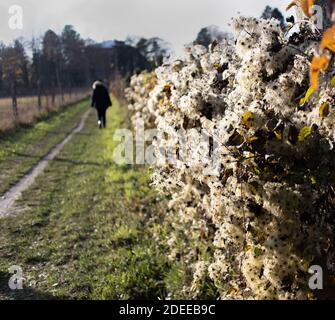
[91,80,112,129]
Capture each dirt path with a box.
[0,98,169,300]
[0,109,91,218]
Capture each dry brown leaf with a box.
[321,24,335,52]
[301,0,315,17]
[310,55,330,90]
[286,1,298,11]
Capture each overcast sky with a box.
[0,0,290,54]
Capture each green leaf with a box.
[310,176,317,186]
[244,245,253,252]
[331,75,335,87]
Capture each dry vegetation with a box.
[0,98,171,300]
[125,2,335,299]
[0,90,89,133]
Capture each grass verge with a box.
[0,99,89,195]
[0,98,171,300]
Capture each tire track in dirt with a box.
[0,109,91,218]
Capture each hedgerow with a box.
[126,3,335,300]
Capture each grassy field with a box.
[0,99,89,196]
[0,98,174,300]
[0,91,88,133]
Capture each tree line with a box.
[0,25,170,118]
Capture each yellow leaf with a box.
[310,55,330,90]
[244,245,253,252]
[247,136,258,143]
[213,63,221,71]
[227,288,238,296]
[242,111,254,129]
[299,87,314,106]
[331,75,335,87]
[162,83,173,98]
[274,129,283,141]
[298,125,312,142]
[250,185,257,195]
[319,102,330,118]
[253,166,261,176]
[310,175,317,185]
[307,292,314,300]
[320,24,335,52]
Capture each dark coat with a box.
[91,83,112,111]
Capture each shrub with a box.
[126,9,335,300]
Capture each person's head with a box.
[92,80,104,89]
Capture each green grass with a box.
[0,99,89,195]
[0,98,171,300]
